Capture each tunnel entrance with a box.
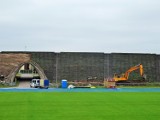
[16,63,40,80]
[15,63,40,87]
[6,61,47,87]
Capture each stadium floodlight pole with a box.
[55,53,59,88]
[108,54,110,77]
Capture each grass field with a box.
[0,92,160,120]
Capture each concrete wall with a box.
[156,55,160,81]
[58,52,104,81]
[1,51,160,83]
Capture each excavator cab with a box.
[114,73,125,78]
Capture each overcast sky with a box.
[0,0,160,53]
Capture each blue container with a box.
[44,80,49,87]
[61,80,68,88]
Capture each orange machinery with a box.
[113,64,144,82]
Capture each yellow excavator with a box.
[113,64,145,82]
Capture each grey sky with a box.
[0,0,160,53]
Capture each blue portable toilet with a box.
[61,80,68,88]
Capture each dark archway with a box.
[6,61,47,83]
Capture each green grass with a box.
[0,92,160,120]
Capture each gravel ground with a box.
[18,81,30,88]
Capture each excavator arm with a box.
[113,64,144,82]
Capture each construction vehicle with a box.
[113,64,144,82]
[30,79,49,89]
